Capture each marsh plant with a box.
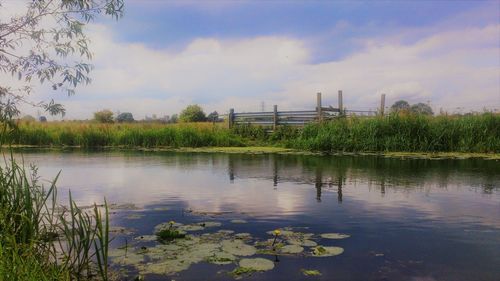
[156,221,186,242]
[0,154,111,280]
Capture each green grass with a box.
[8,113,500,153]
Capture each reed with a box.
[0,153,111,280]
[286,113,500,153]
[8,113,500,153]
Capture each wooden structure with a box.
[228,91,386,128]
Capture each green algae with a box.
[125,213,144,220]
[230,219,247,224]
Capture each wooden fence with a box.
[228,91,386,129]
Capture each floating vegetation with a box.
[156,221,186,242]
[221,240,257,256]
[109,203,139,210]
[125,213,144,220]
[320,233,351,239]
[312,246,344,257]
[301,269,322,276]
[230,219,247,224]
[108,221,348,278]
[109,226,135,235]
[239,258,275,271]
[280,244,304,254]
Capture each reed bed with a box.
[11,122,244,148]
[8,113,500,153]
[286,113,500,153]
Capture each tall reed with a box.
[0,153,111,280]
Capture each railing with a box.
[227,91,384,129]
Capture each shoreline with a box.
[6,145,500,160]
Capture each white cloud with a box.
[15,21,500,119]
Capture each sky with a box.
[5,0,500,119]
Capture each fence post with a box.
[338,90,343,116]
[317,92,322,123]
[273,105,278,130]
[380,94,386,116]
[228,108,234,129]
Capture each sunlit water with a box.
[13,150,500,281]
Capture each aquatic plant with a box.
[156,221,186,241]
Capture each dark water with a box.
[15,150,500,281]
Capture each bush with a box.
[94,110,114,123]
[179,105,206,122]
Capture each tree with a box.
[207,111,219,122]
[169,114,178,123]
[179,105,206,122]
[94,109,114,123]
[20,115,36,122]
[410,103,434,115]
[116,112,134,122]
[391,100,410,113]
[0,0,124,120]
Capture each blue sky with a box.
[8,0,500,119]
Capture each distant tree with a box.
[116,112,134,122]
[94,109,114,123]
[207,111,219,122]
[21,115,36,122]
[391,100,410,113]
[169,114,178,123]
[410,103,434,115]
[39,116,47,122]
[179,105,206,122]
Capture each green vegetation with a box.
[286,113,499,153]
[0,156,111,280]
[94,110,114,123]
[7,113,500,153]
[179,105,207,122]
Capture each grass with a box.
[8,113,500,153]
[0,152,111,280]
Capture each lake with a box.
[16,150,500,281]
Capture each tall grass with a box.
[286,113,500,153]
[0,154,111,280]
[11,122,244,148]
[8,113,500,153]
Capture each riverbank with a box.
[8,113,500,154]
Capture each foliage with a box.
[0,0,124,119]
[390,100,410,112]
[94,109,114,123]
[207,111,219,122]
[410,103,434,115]
[179,105,206,122]
[116,112,134,123]
[169,114,179,123]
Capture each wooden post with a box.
[338,90,343,116]
[317,92,322,123]
[380,94,386,116]
[273,105,278,130]
[228,108,234,129]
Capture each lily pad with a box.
[206,252,237,265]
[312,246,344,257]
[200,221,222,228]
[320,233,350,239]
[178,224,205,232]
[230,219,247,224]
[301,269,322,276]
[280,244,304,254]
[221,240,257,256]
[125,213,144,220]
[239,258,275,271]
[134,235,157,241]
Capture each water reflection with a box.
[9,149,500,281]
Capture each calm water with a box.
[15,150,500,281]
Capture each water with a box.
[15,150,500,281]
